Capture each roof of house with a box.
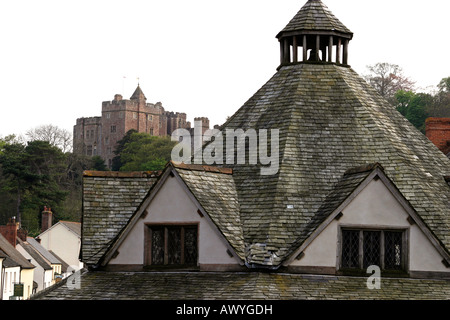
[173,163,245,260]
[81,0,450,271]
[0,249,20,268]
[213,61,450,267]
[32,270,450,300]
[49,250,70,273]
[277,0,352,38]
[38,220,81,239]
[0,234,35,269]
[17,238,53,271]
[26,237,61,265]
[81,170,160,266]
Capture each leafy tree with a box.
[438,77,450,93]
[0,139,68,228]
[91,156,109,171]
[111,129,138,171]
[394,90,430,133]
[0,141,36,224]
[115,132,176,171]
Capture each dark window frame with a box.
[145,224,199,268]
[339,226,408,275]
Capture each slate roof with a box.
[17,238,53,271]
[59,221,81,237]
[130,84,146,101]
[27,237,62,265]
[172,163,245,259]
[0,234,35,269]
[277,0,352,38]
[33,271,450,300]
[80,0,449,273]
[49,250,70,273]
[216,62,450,267]
[81,170,160,266]
[39,221,81,239]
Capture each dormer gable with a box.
[100,162,244,271]
[284,164,450,278]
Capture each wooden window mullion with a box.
[181,227,185,265]
[358,230,363,269]
[164,227,168,265]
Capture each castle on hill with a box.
[73,85,209,168]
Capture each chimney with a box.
[41,206,53,233]
[0,217,18,248]
[17,228,28,242]
[425,117,450,155]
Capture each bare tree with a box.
[364,63,415,105]
[26,124,73,153]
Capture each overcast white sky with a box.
[0,0,449,139]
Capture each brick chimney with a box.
[0,217,18,248]
[17,228,28,242]
[41,206,53,233]
[425,117,450,155]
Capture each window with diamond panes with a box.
[384,231,403,270]
[342,230,359,268]
[341,229,405,271]
[147,225,198,266]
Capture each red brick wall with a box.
[0,219,18,247]
[425,117,450,155]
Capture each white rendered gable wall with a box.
[109,174,240,266]
[290,178,448,273]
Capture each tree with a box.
[26,124,73,153]
[0,139,68,228]
[114,132,176,171]
[428,77,450,117]
[91,156,108,171]
[438,77,450,93]
[111,129,138,171]
[0,141,36,224]
[364,63,415,105]
[394,90,430,133]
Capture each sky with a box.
[0,0,449,139]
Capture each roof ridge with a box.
[83,170,161,178]
[171,161,233,175]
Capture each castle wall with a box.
[73,87,209,168]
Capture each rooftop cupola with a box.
[276,0,353,67]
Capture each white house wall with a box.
[39,224,82,270]
[109,175,241,268]
[290,178,449,274]
[1,266,20,300]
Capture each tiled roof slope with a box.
[82,171,160,266]
[60,221,81,237]
[33,271,450,300]
[277,0,352,37]
[0,234,35,269]
[217,62,450,267]
[173,163,245,259]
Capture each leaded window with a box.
[341,228,406,272]
[147,225,198,266]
